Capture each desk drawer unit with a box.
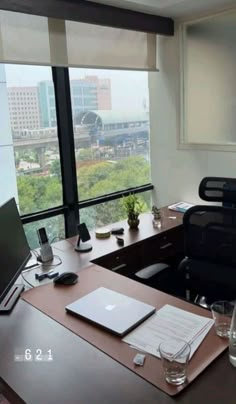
[94,245,143,276]
[140,226,184,267]
[94,226,184,277]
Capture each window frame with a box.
[179,15,236,152]
[18,65,153,237]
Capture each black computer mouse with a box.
[53,272,78,286]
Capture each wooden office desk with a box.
[0,209,235,404]
[93,208,184,276]
[0,206,188,403]
[24,207,184,287]
[0,280,235,404]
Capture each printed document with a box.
[122,305,214,359]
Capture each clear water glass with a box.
[159,338,191,386]
[229,303,236,366]
[211,301,234,338]
[229,330,236,367]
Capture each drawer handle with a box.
[160,242,173,250]
[111,264,127,272]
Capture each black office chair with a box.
[134,260,186,297]
[134,250,185,296]
[179,177,236,306]
[199,176,236,207]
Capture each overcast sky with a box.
[4,64,149,111]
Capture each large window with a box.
[3,64,62,215]
[23,216,65,249]
[1,63,152,248]
[80,190,152,230]
[69,68,151,202]
[0,9,156,250]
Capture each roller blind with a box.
[0,10,157,70]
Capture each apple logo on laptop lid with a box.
[105,304,116,311]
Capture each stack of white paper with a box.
[122,305,214,359]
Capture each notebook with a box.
[65,287,156,337]
[168,201,194,213]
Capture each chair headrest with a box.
[199,177,236,203]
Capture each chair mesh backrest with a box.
[199,177,236,204]
[183,205,236,266]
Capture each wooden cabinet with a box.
[94,244,143,276]
[140,226,184,268]
[94,225,184,277]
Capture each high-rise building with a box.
[85,76,112,110]
[7,87,41,133]
[70,80,98,122]
[38,79,99,127]
[38,77,111,128]
[37,81,57,128]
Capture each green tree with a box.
[17,175,62,214]
[17,154,151,244]
[77,156,150,226]
[78,156,150,200]
[50,159,61,180]
[76,148,93,161]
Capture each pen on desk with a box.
[23,263,40,272]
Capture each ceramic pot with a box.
[128,217,139,229]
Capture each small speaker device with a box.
[37,227,53,263]
[75,223,93,253]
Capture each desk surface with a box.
[0,286,235,404]
[56,207,183,264]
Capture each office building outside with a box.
[7,87,41,133]
[38,77,111,128]
[70,79,98,122]
[83,76,112,110]
[38,81,57,128]
[0,65,18,205]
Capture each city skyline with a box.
[7,76,112,131]
[4,64,149,111]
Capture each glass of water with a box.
[159,338,191,386]
[211,301,234,338]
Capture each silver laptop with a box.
[65,287,156,336]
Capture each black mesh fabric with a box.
[199,177,236,204]
[183,205,236,266]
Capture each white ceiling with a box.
[89,0,236,19]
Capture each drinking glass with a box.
[211,301,234,338]
[159,338,191,385]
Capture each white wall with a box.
[0,64,18,205]
[149,27,236,208]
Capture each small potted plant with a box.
[122,194,143,229]
[152,205,162,228]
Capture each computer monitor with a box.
[0,198,31,312]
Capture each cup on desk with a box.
[159,338,191,386]
[211,301,234,338]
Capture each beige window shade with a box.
[0,10,157,70]
[0,11,50,65]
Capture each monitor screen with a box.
[0,198,31,302]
